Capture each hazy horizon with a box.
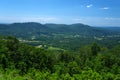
[0,0,120,26]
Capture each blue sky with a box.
[0,0,120,26]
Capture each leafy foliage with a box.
[0,36,120,79]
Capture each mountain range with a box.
[0,22,120,39]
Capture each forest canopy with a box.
[0,36,120,80]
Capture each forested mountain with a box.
[102,27,120,33]
[0,22,120,51]
[0,22,120,39]
[0,22,53,38]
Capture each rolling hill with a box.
[0,22,120,39]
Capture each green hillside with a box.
[0,36,120,80]
[0,22,120,50]
[0,22,120,39]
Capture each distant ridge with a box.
[0,22,120,39]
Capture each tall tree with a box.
[91,43,101,56]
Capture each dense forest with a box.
[0,36,120,80]
[0,23,120,79]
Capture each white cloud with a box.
[73,18,83,21]
[1,16,120,26]
[86,4,93,8]
[72,17,120,26]
[100,7,109,10]
[105,17,120,20]
[29,17,58,22]
[0,17,58,23]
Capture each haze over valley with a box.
[0,0,120,80]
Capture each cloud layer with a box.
[86,4,93,8]
[100,7,109,10]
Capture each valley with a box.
[0,22,120,51]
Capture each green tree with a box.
[67,61,80,76]
[91,43,101,56]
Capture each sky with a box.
[0,0,120,26]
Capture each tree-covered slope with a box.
[0,22,120,39]
[0,22,52,39]
[0,36,120,80]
